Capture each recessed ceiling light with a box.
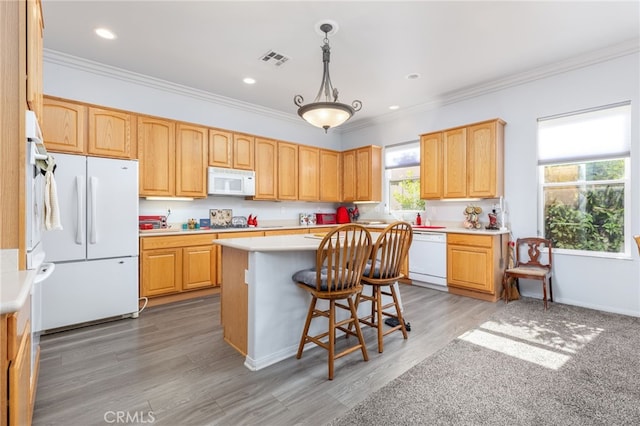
[95,28,116,40]
[405,73,420,80]
[389,105,400,110]
[243,77,256,85]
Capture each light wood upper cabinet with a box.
[443,127,467,198]
[43,97,137,159]
[210,130,255,171]
[254,138,278,200]
[342,145,381,202]
[42,98,87,154]
[420,132,443,199]
[138,116,176,196]
[278,141,298,200]
[208,129,233,168]
[319,149,341,202]
[420,118,505,200]
[356,145,382,202]
[88,107,133,159]
[176,123,208,198]
[467,120,504,198]
[298,146,320,201]
[26,0,44,119]
[233,133,255,170]
[342,150,357,202]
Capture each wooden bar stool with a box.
[355,221,413,353]
[292,224,372,380]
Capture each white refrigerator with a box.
[39,153,139,332]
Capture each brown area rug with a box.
[330,298,640,425]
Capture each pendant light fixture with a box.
[294,23,362,133]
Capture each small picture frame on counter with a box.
[199,218,211,230]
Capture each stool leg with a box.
[328,300,336,380]
[549,276,553,302]
[297,296,317,359]
[347,295,369,362]
[375,286,384,353]
[542,279,548,310]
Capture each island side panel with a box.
[246,251,319,370]
[221,247,248,356]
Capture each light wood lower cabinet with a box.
[141,247,182,296]
[140,234,218,299]
[2,294,35,426]
[8,322,31,426]
[182,245,217,291]
[446,233,508,302]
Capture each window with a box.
[538,102,631,256]
[385,142,424,212]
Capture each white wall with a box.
[342,53,640,316]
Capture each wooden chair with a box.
[355,221,413,353]
[292,224,373,380]
[634,235,640,255]
[502,237,553,309]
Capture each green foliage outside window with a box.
[543,159,625,253]
[391,170,425,211]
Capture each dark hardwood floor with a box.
[33,284,503,426]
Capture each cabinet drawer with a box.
[141,234,218,250]
[447,233,493,248]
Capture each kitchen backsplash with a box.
[140,196,510,229]
[139,197,340,227]
[356,197,509,228]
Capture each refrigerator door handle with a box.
[89,176,98,244]
[75,176,84,245]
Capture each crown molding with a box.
[45,38,638,136]
[43,49,303,125]
[339,38,640,134]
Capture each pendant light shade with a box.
[294,23,362,132]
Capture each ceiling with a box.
[41,1,639,128]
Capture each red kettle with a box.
[336,206,350,224]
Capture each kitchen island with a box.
[214,233,401,371]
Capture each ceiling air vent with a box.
[260,50,291,67]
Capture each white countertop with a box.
[0,249,36,314]
[140,223,510,237]
[138,224,333,237]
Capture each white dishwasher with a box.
[408,231,447,290]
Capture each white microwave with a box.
[208,167,256,196]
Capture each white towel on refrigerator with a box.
[41,155,63,230]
